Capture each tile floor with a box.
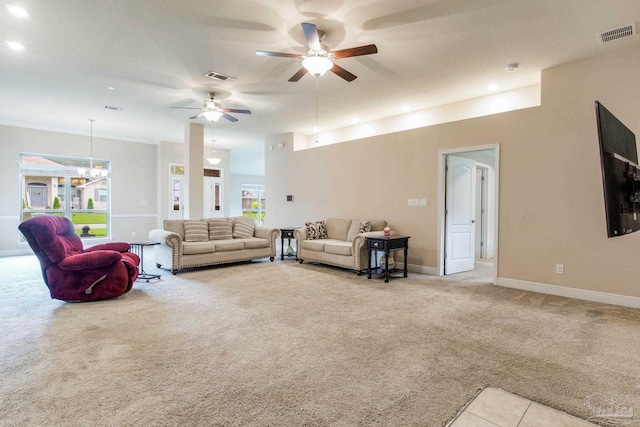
[448,387,598,427]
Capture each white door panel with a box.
[445,155,476,274]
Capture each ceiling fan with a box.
[256,22,378,82]
[170,92,251,122]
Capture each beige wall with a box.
[266,44,640,299]
[0,125,158,255]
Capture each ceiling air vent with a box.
[103,105,123,111]
[204,71,235,82]
[598,23,636,43]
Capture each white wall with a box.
[266,44,640,301]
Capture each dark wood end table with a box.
[366,235,410,283]
[280,228,297,260]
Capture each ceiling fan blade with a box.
[256,50,302,59]
[222,108,251,114]
[170,106,203,110]
[189,112,204,120]
[302,22,321,51]
[330,63,357,82]
[288,67,308,82]
[332,44,378,59]
[222,113,239,122]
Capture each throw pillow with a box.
[208,219,233,240]
[232,219,255,239]
[184,220,209,242]
[356,220,371,235]
[305,220,328,240]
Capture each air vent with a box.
[204,71,235,81]
[598,23,636,43]
[103,105,123,111]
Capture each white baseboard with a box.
[397,262,439,276]
[498,277,640,309]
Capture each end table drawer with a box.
[282,230,294,238]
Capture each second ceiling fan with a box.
[256,22,378,82]
[171,92,251,122]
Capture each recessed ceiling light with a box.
[6,40,25,51]
[402,105,411,112]
[487,83,499,92]
[107,86,115,91]
[5,4,29,17]
[505,63,519,72]
[351,117,359,124]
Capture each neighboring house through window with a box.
[20,153,111,239]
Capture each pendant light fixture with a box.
[78,119,105,178]
[206,122,221,165]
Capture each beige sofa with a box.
[148,217,279,274]
[294,218,387,274]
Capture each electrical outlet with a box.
[408,199,419,207]
[139,200,148,206]
[556,264,564,274]
[419,199,427,207]
[132,231,136,237]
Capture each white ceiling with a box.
[1,0,639,175]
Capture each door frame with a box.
[437,143,500,284]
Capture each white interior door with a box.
[445,155,476,274]
[204,177,223,218]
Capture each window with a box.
[241,184,266,225]
[20,153,111,239]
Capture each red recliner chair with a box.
[19,215,140,302]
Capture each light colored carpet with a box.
[1,254,639,426]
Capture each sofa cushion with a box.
[183,241,216,255]
[346,220,372,242]
[305,221,328,240]
[214,240,245,252]
[324,241,353,256]
[234,238,270,249]
[325,218,351,240]
[184,221,209,242]
[208,219,233,240]
[232,219,255,239]
[301,239,326,252]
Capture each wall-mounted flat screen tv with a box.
[596,101,640,237]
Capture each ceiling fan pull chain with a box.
[315,76,319,143]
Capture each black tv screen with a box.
[596,101,640,237]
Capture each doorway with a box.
[438,144,499,283]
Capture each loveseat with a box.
[148,217,279,274]
[294,218,387,274]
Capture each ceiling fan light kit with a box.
[302,55,333,77]
[203,110,224,121]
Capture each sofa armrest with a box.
[148,229,183,256]
[293,227,308,254]
[254,227,279,253]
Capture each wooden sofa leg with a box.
[172,269,177,275]
[298,259,304,264]
[270,257,274,262]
